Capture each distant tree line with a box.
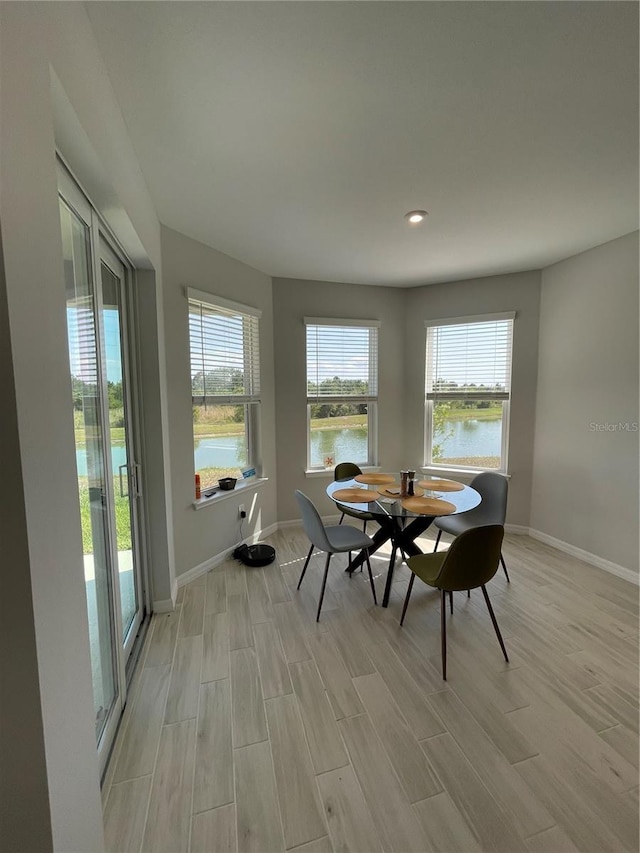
[307,377,369,419]
[72,375,123,410]
[192,368,244,396]
[433,379,505,410]
[191,369,246,424]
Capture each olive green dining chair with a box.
[400,525,508,680]
[334,462,376,533]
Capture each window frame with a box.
[187,288,262,487]
[304,317,380,471]
[424,312,515,475]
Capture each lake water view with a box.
[76,443,128,477]
[76,417,501,474]
[433,417,502,462]
[308,418,501,466]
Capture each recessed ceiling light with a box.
[404,210,428,225]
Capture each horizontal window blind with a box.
[67,296,98,387]
[188,294,260,404]
[305,320,379,402]
[426,316,514,401]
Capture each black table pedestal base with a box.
[345,515,435,607]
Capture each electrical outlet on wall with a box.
[238,504,246,519]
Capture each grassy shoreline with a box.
[442,407,501,421]
[434,455,500,468]
[77,411,501,549]
[74,409,502,445]
[78,478,132,555]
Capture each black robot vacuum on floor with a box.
[233,543,276,567]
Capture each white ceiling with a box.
[86,2,638,287]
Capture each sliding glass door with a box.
[61,196,118,749]
[58,163,147,773]
[99,242,144,656]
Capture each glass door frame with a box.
[58,159,150,775]
[95,237,145,661]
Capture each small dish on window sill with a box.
[193,477,268,510]
[218,477,237,491]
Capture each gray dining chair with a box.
[295,490,377,620]
[433,472,510,582]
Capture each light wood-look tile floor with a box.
[102,528,639,853]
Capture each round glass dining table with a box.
[326,476,481,607]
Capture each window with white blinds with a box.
[425,313,514,472]
[187,289,262,489]
[305,318,379,469]
[188,290,261,404]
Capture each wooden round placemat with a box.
[379,485,424,499]
[354,473,396,485]
[401,496,456,515]
[332,488,380,503]
[417,478,464,492]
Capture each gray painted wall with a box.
[47,8,177,608]
[531,232,639,574]
[403,271,542,527]
[0,5,636,849]
[136,270,176,605]
[0,4,171,848]
[0,227,54,852]
[0,6,107,848]
[273,278,407,522]
[273,273,541,528]
[161,226,278,577]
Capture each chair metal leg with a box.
[297,544,314,590]
[449,590,453,614]
[365,551,378,606]
[500,553,511,583]
[399,573,416,626]
[363,520,367,534]
[440,588,447,680]
[346,552,363,574]
[433,529,442,552]
[467,589,471,598]
[481,584,509,662]
[339,512,345,525]
[316,553,332,621]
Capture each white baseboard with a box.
[161,517,638,613]
[276,518,303,530]
[175,522,280,589]
[153,577,178,612]
[505,523,529,534]
[528,527,639,586]
[284,518,528,535]
[279,514,340,529]
[176,551,233,588]
[259,522,279,540]
[153,597,175,613]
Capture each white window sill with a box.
[420,465,511,480]
[305,466,381,479]
[192,477,268,510]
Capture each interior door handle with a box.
[133,462,142,498]
[118,464,129,498]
